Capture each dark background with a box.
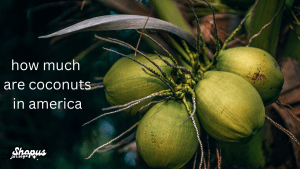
[0,0,146,168]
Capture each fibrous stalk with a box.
[82,93,167,126]
[154,51,196,81]
[85,123,138,159]
[188,3,210,67]
[135,30,179,67]
[96,132,136,153]
[142,68,176,96]
[265,115,300,146]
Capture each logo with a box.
[9,147,47,160]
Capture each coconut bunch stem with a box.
[191,8,210,66]
[186,4,208,73]
[181,40,195,67]
[154,51,197,81]
[188,1,221,73]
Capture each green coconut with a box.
[103,54,173,115]
[195,71,265,144]
[136,100,200,169]
[216,47,284,105]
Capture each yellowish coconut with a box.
[195,71,265,144]
[136,100,200,169]
[216,47,284,105]
[104,54,173,115]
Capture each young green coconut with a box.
[104,53,174,115]
[136,100,200,169]
[216,47,284,105]
[195,71,265,144]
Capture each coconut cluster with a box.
[103,53,202,169]
[36,0,296,167]
[101,45,284,168]
[88,2,285,166]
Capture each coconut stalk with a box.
[248,0,284,57]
